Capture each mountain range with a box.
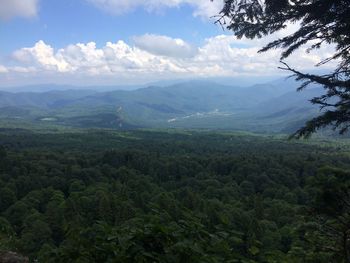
[0,78,323,133]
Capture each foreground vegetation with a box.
[0,129,349,262]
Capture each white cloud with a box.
[86,0,223,19]
[13,40,70,72]
[3,33,336,84]
[133,34,196,58]
[0,65,9,73]
[9,39,186,76]
[0,0,39,20]
[11,66,37,73]
[203,35,337,73]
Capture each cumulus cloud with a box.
[12,40,70,72]
[133,34,196,58]
[0,0,39,20]
[86,0,223,19]
[2,33,336,84]
[9,39,186,76]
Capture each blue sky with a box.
[0,0,333,86]
[1,0,223,54]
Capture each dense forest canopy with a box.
[0,129,350,262]
[216,0,350,138]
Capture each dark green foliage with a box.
[0,129,350,261]
[304,167,350,262]
[216,0,350,137]
[0,188,17,212]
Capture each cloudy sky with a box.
[0,0,335,86]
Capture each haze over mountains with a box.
[0,78,322,134]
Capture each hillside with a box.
[0,78,322,133]
[0,129,349,262]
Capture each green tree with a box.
[0,146,6,161]
[20,216,53,256]
[0,217,16,251]
[306,167,350,262]
[216,0,350,137]
[45,191,66,244]
[0,187,17,212]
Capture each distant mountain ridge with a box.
[0,78,322,133]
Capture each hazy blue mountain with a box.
[255,87,322,115]
[0,78,322,133]
[146,75,286,87]
[0,84,144,93]
[0,90,97,108]
[0,75,286,93]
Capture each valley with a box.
[0,78,321,134]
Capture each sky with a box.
[0,0,336,87]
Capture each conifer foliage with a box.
[216,0,350,137]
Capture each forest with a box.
[0,128,350,262]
